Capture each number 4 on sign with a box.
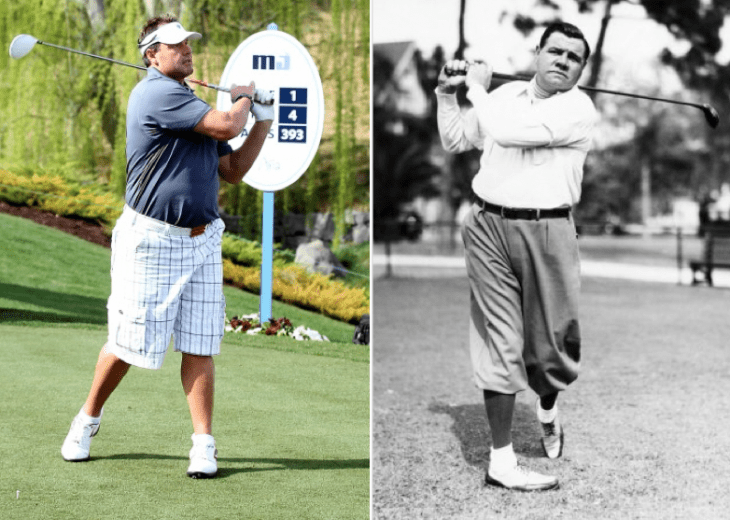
[288,109,297,121]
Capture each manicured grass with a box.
[372,276,730,519]
[0,212,369,519]
[1,326,369,520]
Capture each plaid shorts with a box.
[106,206,226,370]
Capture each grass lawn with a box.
[0,213,369,519]
[372,276,730,519]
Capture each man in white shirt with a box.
[436,21,598,491]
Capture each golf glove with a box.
[251,97,275,121]
[254,88,275,105]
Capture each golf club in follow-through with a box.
[9,33,234,96]
[445,65,720,128]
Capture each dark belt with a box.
[190,224,207,237]
[476,199,571,221]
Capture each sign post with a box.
[217,24,325,324]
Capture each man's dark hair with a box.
[539,21,591,62]
[139,15,178,67]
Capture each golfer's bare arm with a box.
[217,120,273,184]
[193,98,252,141]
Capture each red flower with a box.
[240,321,253,332]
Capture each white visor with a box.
[138,22,202,55]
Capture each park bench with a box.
[689,224,730,286]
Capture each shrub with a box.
[333,242,370,294]
[0,169,122,226]
[221,234,291,268]
[222,259,369,324]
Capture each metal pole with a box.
[676,225,684,286]
[260,191,275,324]
[258,22,279,324]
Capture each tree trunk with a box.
[641,159,652,237]
[455,0,467,59]
[585,0,617,96]
[84,0,105,32]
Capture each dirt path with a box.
[0,201,111,248]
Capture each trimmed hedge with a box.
[222,259,369,325]
[0,169,122,226]
[221,234,293,268]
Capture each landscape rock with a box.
[295,239,345,277]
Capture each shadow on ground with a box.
[88,453,369,478]
[429,400,545,469]
[0,282,107,325]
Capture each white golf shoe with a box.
[61,409,103,461]
[486,463,559,491]
[187,434,218,479]
[536,399,564,459]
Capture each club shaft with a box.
[38,40,146,71]
[187,78,230,93]
[37,40,229,93]
[491,72,705,111]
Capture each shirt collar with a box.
[146,66,194,91]
[520,77,576,103]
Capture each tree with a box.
[511,0,730,223]
[372,49,441,241]
[2,0,368,246]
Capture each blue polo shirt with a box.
[125,67,233,227]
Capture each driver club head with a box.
[702,104,720,128]
[9,34,38,59]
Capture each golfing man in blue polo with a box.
[436,21,598,491]
[61,16,274,478]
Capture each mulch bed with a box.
[0,201,112,248]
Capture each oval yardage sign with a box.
[216,29,325,192]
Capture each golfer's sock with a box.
[192,433,215,445]
[489,444,517,473]
[78,408,101,424]
[537,402,558,423]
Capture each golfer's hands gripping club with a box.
[438,60,467,94]
[230,82,255,106]
[465,61,493,91]
[254,88,275,106]
[440,60,493,93]
[251,89,276,121]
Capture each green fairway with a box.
[0,212,369,519]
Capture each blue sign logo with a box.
[252,54,290,70]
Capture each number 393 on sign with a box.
[279,125,306,143]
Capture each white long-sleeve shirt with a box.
[436,79,598,209]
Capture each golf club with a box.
[446,65,720,128]
[9,33,231,94]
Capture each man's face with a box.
[148,40,193,82]
[534,32,587,94]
